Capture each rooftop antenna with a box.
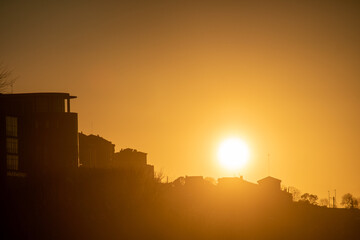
[328,190,331,208]
[267,153,270,176]
[334,189,337,208]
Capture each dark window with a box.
[6,138,18,154]
[7,155,19,170]
[6,116,17,137]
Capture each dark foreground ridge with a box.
[1,93,360,239]
[3,174,360,240]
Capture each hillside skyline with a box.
[1,0,360,201]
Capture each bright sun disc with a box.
[218,138,249,170]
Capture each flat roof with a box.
[0,92,77,99]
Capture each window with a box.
[7,155,19,170]
[6,116,18,137]
[6,117,19,171]
[6,138,18,154]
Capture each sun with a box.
[218,138,249,171]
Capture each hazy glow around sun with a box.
[218,138,249,171]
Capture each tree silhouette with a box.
[288,186,301,201]
[319,198,329,207]
[300,193,318,205]
[341,193,359,209]
[154,169,166,183]
[0,66,15,93]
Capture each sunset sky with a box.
[1,0,360,199]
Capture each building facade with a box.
[0,93,78,184]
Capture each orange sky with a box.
[1,0,360,200]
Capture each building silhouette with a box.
[184,176,204,187]
[218,176,256,188]
[113,148,154,179]
[113,148,147,166]
[0,93,78,184]
[257,176,292,204]
[78,134,154,179]
[217,175,292,204]
[78,133,115,168]
[257,176,281,191]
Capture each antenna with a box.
[334,189,337,208]
[328,190,331,208]
[267,153,270,176]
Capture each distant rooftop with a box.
[257,176,282,184]
[79,133,114,145]
[119,148,147,155]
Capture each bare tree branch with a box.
[0,65,16,93]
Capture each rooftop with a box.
[0,92,76,99]
[257,176,282,184]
